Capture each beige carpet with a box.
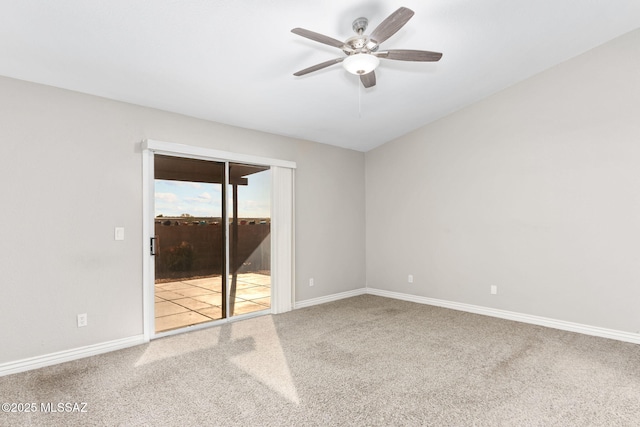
[1,295,639,426]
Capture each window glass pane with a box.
[154,155,225,332]
[228,163,271,316]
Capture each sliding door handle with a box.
[150,237,157,256]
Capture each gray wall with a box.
[366,29,640,333]
[0,77,365,364]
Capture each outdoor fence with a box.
[154,222,270,280]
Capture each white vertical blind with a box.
[271,166,294,313]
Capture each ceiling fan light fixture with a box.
[342,53,379,75]
[293,7,442,88]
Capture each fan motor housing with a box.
[343,17,379,54]
[343,36,379,54]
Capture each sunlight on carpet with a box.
[133,315,299,404]
[229,316,300,404]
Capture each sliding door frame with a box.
[141,139,296,341]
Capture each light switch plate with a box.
[114,227,125,241]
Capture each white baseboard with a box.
[295,287,367,309]
[367,287,640,345]
[0,335,146,377]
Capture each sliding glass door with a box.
[151,155,272,334]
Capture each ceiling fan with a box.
[292,7,442,88]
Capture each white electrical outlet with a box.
[77,313,87,327]
[309,278,314,287]
[408,274,414,283]
[491,285,498,295]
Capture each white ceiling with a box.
[1,1,639,152]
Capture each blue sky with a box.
[155,170,271,218]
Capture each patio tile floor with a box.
[155,273,271,333]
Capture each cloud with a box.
[155,192,178,203]
[185,192,214,203]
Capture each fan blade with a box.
[291,28,344,49]
[377,49,442,62]
[360,71,376,88]
[369,7,414,45]
[293,57,344,76]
